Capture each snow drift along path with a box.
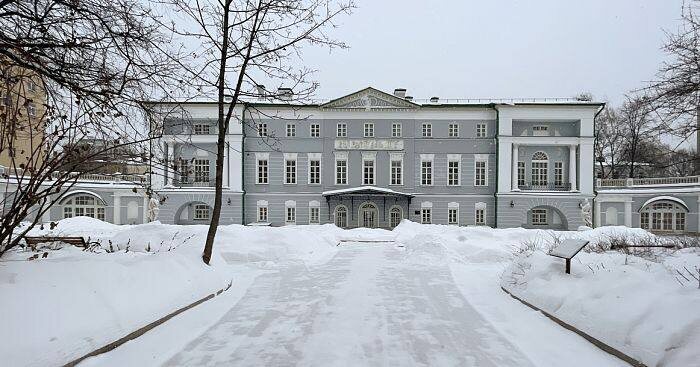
[151,243,621,367]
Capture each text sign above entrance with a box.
[334,139,404,151]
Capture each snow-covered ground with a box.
[2,218,698,366]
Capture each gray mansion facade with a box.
[151,87,601,230]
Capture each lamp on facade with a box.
[227,198,231,205]
[510,200,515,208]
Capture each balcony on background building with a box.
[518,183,572,191]
[597,176,700,188]
[173,177,215,187]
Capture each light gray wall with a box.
[512,120,580,137]
[497,196,587,230]
[157,191,243,225]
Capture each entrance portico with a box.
[322,186,413,229]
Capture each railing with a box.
[597,176,700,187]
[1,166,146,183]
[173,178,215,187]
[518,183,572,191]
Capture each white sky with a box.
[300,0,685,105]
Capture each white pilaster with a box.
[624,201,632,227]
[595,199,601,227]
[143,196,149,224]
[511,144,520,191]
[222,142,229,188]
[113,194,121,225]
[497,141,513,192]
[569,144,578,191]
[579,142,595,195]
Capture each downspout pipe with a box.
[592,103,606,228]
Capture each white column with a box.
[222,142,229,188]
[511,144,519,191]
[624,201,632,227]
[569,144,577,191]
[142,196,149,224]
[594,199,601,227]
[163,141,170,186]
[113,194,121,225]
[497,142,513,193]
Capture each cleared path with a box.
[164,244,535,366]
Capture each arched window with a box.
[334,205,348,228]
[640,200,687,231]
[531,152,548,186]
[389,206,403,228]
[62,195,105,221]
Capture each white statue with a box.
[581,198,592,227]
[147,197,160,222]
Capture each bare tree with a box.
[594,104,627,178]
[619,96,658,178]
[165,0,354,264]
[642,1,700,171]
[0,0,182,255]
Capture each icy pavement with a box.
[163,244,531,366]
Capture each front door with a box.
[359,202,378,228]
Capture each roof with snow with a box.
[322,186,414,198]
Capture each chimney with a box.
[393,88,406,98]
[256,84,266,96]
[277,87,293,101]
[430,96,439,103]
[405,96,413,102]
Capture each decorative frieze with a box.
[334,139,404,151]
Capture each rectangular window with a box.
[476,123,487,138]
[257,159,268,184]
[286,207,296,224]
[640,212,649,229]
[179,161,189,183]
[662,212,673,231]
[336,159,347,185]
[310,207,320,224]
[532,209,547,225]
[27,102,37,117]
[448,160,460,186]
[309,159,321,184]
[194,204,210,220]
[97,207,105,221]
[448,208,458,225]
[258,206,268,222]
[286,123,296,137]
[475,209,485,225]
[257,123,267,137]
[421,160,433,186]
[194,159,209,183]
[390,159,403,185]
[392,123,402,137]
[554,162,564,186]
[474,160,487,186]
[193,124,210,135]
[285,159,297,184]
[448,123,459,137]
[363,159,375,185]
[63,207,73,218]
[422,123,432,137]
[517,161,525,187]
[310,123,320,137]
[364,123,374,137]
[337,123,347,137]
[421,208,432,224]
[532,162,548,186]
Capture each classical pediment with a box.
[321,87,418,110]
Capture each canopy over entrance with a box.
[322,186,414,200]
[322,186,414,225]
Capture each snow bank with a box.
[2,217,347,366]
[502,244,700,366]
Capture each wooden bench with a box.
[548,239,589,274]
[24,236,87,249]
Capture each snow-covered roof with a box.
[321,186,414,197]
[640,196,689,211]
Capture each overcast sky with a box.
[300,0,684,105]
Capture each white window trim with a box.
[364,122,374,137]
[337,123,347,137]
[448,202,459,225]
[307,153,322,185]
[334,151,349,186]
[362,151,377,186]
[286,123,296,137]
[310,123,321,138]
[255,153,270,185]
[422,123,432,138]
[285,200,297,225]
[448,123,460,138]
[309,200,321,224]
[257,123,268,137]
[531,208,548,225]
[420,154,434,186]
[256,200,269,222]
[476,123,488,138]
[392,123,402,137]
[475,202,487,225]
[447,154,461,186]
[193,204,210,221]
[389,152,404,186]
[284,153,298,185]
[474,154,489,186]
